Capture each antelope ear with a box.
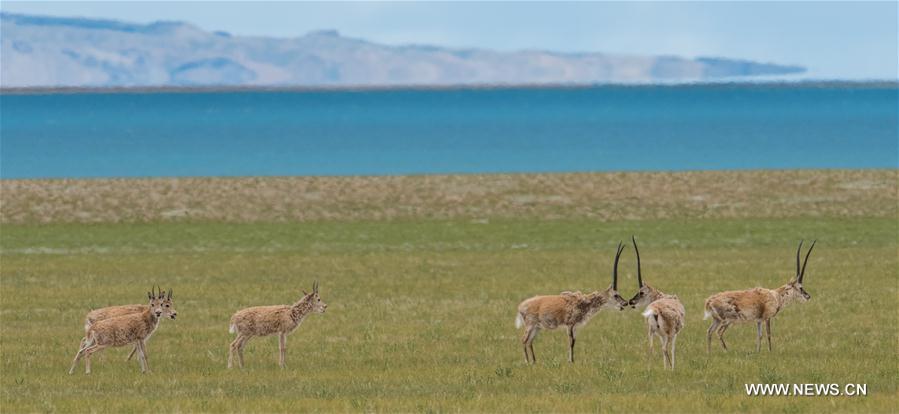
[303,290,309,296]
[147,292,153,300]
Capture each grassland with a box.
[1,170,896,413]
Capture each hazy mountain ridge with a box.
[0,12,806,88]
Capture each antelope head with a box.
[147,286,166,319]
[596,242,628,311]
[782,240,815,303]
[302,280,328,313]
[627,236,661,309]
[160,287,177,320]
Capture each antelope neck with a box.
[290,297,314,322]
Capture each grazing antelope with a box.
[80,287,178,362]
[626,236,685,370]
[704,240,816,353]
[69,287,177,374]
[228,280,327,369]
[515,242,628,364]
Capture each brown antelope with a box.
[69,287,177,374]
[515,242,628,364]
[80,287,178,362]
[228,280,327,369]
[626,236,685,369]
[704,240,816,353]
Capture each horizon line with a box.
[3,80,897,96]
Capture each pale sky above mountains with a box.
[2,1,896,80]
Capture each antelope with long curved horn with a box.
[515,242,628,364]
[703,240,816,353]
[626,236,685,369]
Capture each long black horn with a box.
[156,285,163,299]
[795,240,804,279]
[632,235,643,287]
[167,288,173,299]
[799,240,816,283]
[612,242,624,290]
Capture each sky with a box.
[2,1,896,80]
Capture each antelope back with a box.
[86,304,146,326]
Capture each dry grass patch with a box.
[2,170,896,224]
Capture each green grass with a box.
[1,217,896,412]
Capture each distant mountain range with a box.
[0,12,806,88]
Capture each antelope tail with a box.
[228,324,237,334]
[702,298,713,320]
[515,313,524,329]
[643,309,661,332]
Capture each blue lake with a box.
[1,84,896,178]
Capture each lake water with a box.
[1,84,896,178]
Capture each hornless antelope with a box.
[515,243,628,364]
[626,236,685,370]
[228,280,327,369]
[704,240,816,353]
[69,287,178,374]
[80,287,178,362]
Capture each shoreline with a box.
[1,167,898,182]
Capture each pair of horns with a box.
[609,237,645,290]
[147,286,172,300]
[305,280,320,296]
[611,242,625,290]
[796,240,816,283]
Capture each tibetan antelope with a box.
[69,287,177,374]
[626,236,685,370]
[228,280,327,369]
[704,240,816,353]
[515,242,628,364]
[80,287,178,362]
